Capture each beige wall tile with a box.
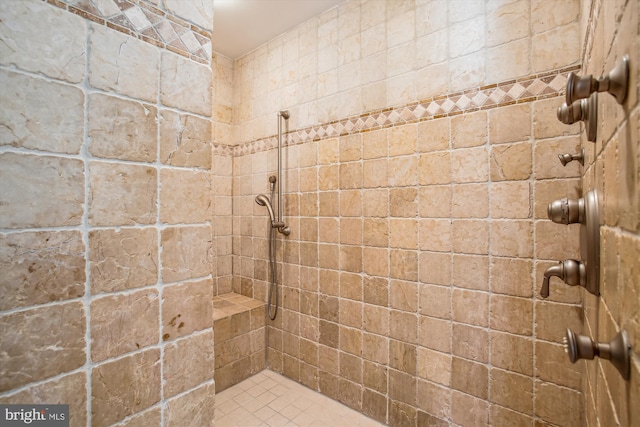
[164,383,215,427]
[535,340,582,390]
[363,188,389,217]
[362,129,387,160]
[489,405,532,427]
[1,153,84,228]
[0,231,85,310]
[452,254,489,291]
[452,183,488,218]
[0,302,85,392]
[363,247,388,277]
[390,188,418,217]
[535,380,583,427]
[487,0,529,46]
[163,332,213,397]
[363,159,388,188]
[161,226,213,283]
[490,257,533,297]
[162,279,213,340]
[389,218,418,249]
[451,391,488,427]
[419,251,452,286]
[390,279,418,312]
[340,134,362,162]
[160,111,211,169]
[417,118,450,153]
[419,284,451,319]
[416,29,448,69]
[91,290,159,362]
[452,219,489,255]
[319,192,339,217]
[452,288,488,327]
[389,368,416,406]
[452,323,488,362]
[486,38,531,82]
[416,379,450,420]
[418,219,451,252]
[490,181,531,219]
[339,162,363,189]
[490,220,533,258]
[490,142,533,181]
[388,156,418,187]
[0,372,87,426]
[160,52,211,116]
[318,165,340,190]
[419,186,452,218]
[416,62,449,100]
[490,294,533,335]
[339,190,362,217]
[489,104,531,144]
[91,349,161,427]
[389,250,418,281]
[300,168,317,192]
[535,301,582,342]
[452,357,488,399]
[532,0,580,34]
[363,304,389,336]
[417,347,450,386]
[451,146,488,183]
[89,228,157,294]
[451,111,487,148]
[89,25,159,102]
[418,152,451,185]
[1,70,84,154]
[319,138,339,164]
[534,221,580,260]
[89,94,157,162]
[363,276,389,307]
[490,368,533,414]
[390,310,417,343]
[0,0,86,83]
[490,331,533,376]
[389,124,417,157]
[89,161,157,226]
[418,316,451,353]
[161,169,212,224]
[532,22,580,72]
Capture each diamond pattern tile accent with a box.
[55,0,211,64]
[229,66,580,157]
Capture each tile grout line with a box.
[82,19,93,427]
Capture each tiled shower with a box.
[0,0,638,426]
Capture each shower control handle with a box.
[548,197,585,225]
[566,55,629,105]
[558,148,584,166]
[563,329,631,380]
[540,260,585,298]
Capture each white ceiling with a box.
[211,0,344,59]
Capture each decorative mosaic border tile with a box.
[225,65,581,157]
[47,0,212,64]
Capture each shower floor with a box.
[215,369,385,427]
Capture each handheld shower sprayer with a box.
[255,194,276,223]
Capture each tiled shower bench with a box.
[212,293,266,392]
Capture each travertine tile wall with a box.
[229,0,601,426]
[579,0,640,426]
[0,0,217,425]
